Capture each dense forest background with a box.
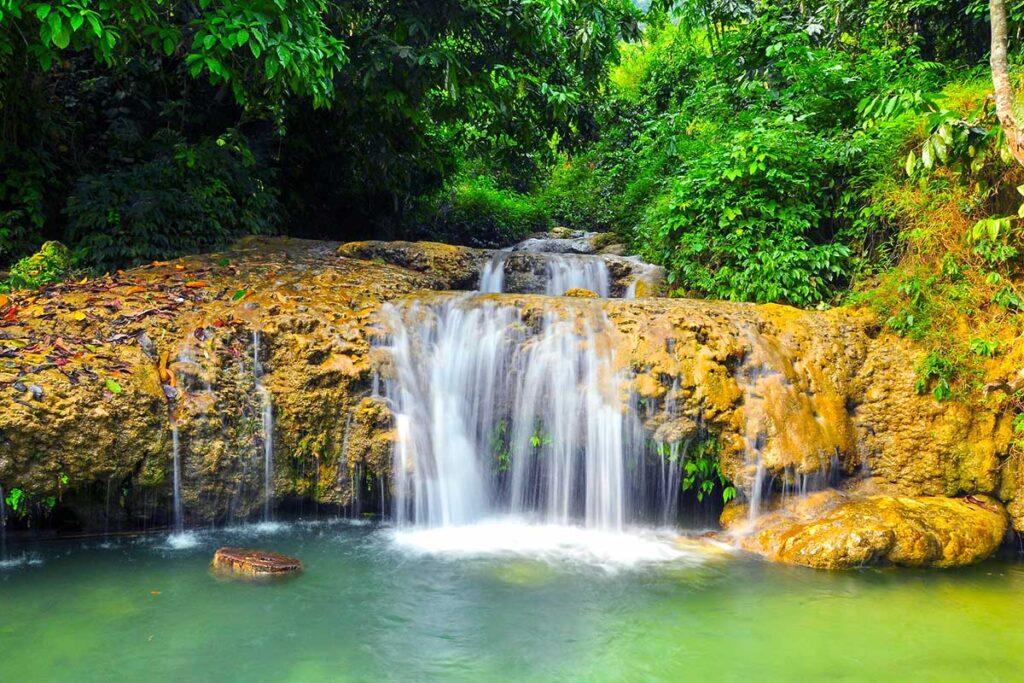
[1,0,1023,401]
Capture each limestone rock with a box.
[564,288,599,298]
[727,490,1008,569]
[0,237,1015,537]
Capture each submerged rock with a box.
[212,547,302,576]
[726,490,1008,569]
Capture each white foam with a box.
[0,554,43,570]
[165,532,200,550]
[388,518,712,571]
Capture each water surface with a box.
[1,521,1021,682]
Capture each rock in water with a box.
[564,287,599,298]
[726,490,1008,569]
[212,547,302,577]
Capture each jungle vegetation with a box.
[1,1,1023,386]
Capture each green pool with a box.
[1,520,1022,682]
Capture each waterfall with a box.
[479,252,507,293]
[380,295,666,530]
[478,252,611,297]
[544,256,610,297]
[171,416,184,534]
[253,331,274,523]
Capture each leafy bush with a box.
[66,130,279,272]
[424,175,549,248]
[1,241,75,293]
[0,149,50,266]
[540,155,618,232]
[638,121,853,306]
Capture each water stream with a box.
[170,416,184,535]
[380,295,684,531]
[253,331,275,523]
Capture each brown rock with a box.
[212,547,302,576]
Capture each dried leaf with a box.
[185,281,208,288]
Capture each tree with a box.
[990,0,1024,166]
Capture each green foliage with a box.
[424,175,549,248]
[0,0,347,108]
[540,155,618,232]
[683,438,735,504]
[4,487,24,514]
[915,351,957,402]
[1,240,73,292]
[65,129,279,272]
[638,121,853,306]
[0,150,49,264]
[659,436,735,504]
[490,419,511,474]
[969,338,999,357]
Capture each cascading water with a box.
[478,251,611,297]
[379,295,681,532]
[170,416,184,534]
[544,256,610,297]
[479,252,507,294]
[253,331,274,523]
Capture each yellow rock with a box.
[726,490,1008,569]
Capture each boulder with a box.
[212,547,302,576]
[726,490,1008,569]
[564,288,599,298]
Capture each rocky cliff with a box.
[0,237,1018,567]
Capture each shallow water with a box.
[2,520,1023,682]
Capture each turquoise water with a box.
[1,520,1022,682]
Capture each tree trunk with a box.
[991,0,1024,166]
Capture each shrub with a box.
[638,121,853,307]
[425,175,549,248]
[65,129,279,273]
[1,241,75,292]
[540,154,618,232]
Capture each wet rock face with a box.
[724,490,1008,569]
[0,236,1016,544]
[0,237,434,529]
[337,239,664,298]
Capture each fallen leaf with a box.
[105,379,122,394]
[185,281,208,288]
[232,289,248,302]
[72,311,87,322]
[0,294,8,309]
[150,591,161,596]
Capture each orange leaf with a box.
[184,281,208,288]
[0,294,8,309]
